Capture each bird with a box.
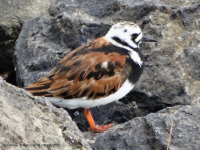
[25,21,157,133]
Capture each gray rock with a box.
[0,15,22,74]
[0,76,91,150]
[0,0,52,74]
[84,105,200,150]
[183,47,200,80]
[14,14,111,87]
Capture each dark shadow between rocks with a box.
[0,68,17,86]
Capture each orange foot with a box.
[83,108,113,133]
[88,123,113,133]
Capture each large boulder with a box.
[0,76,91,150]
[84,105,200,150]
[0,0,52,76]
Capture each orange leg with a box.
[83,108,113,133]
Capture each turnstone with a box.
[25,21,157,133]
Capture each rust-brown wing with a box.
[25,37,131,99]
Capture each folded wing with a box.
[25,37,131,100]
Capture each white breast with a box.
[47,79,134,109]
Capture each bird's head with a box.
[105,21,157,49]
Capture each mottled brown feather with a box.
[25,37,131,100]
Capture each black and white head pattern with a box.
[105,21,143,66]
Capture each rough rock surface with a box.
[0,77,91,150]
[14,0,200,132]
[84,105,200,150]
[0,0,52,74]
[0,0,197,149]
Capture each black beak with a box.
[142,35,157,42]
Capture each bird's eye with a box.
[124,29,127,32]
[131,33,139,39]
